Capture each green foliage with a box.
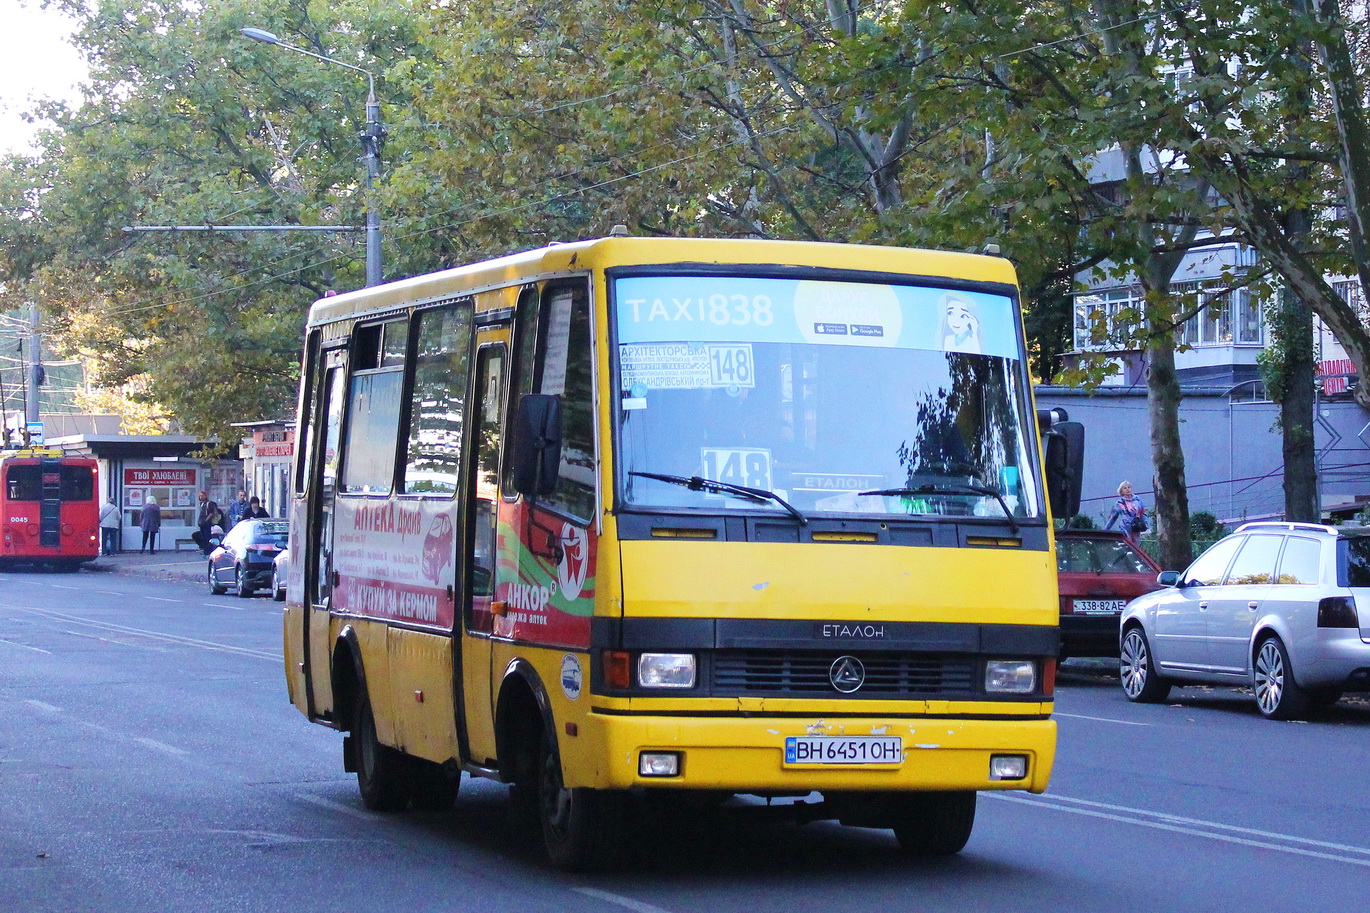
[1064,513,1098,530]
[6,0,1370,454]
[1189,511,1227,540]
[0,0,431,440]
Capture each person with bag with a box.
[1105,480,1148,543]
[99,497,121,556]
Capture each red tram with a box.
[0,448,100,570]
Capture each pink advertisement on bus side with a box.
[332,499,457,629]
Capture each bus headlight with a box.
[985,660,1036,694]
[637,653,697,688]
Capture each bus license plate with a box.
[784,736,903,766]
[1074,599,1125,614]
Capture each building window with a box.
[1074,287,1143,351]
[1178,281,1260,347]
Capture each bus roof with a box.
[307,236,1018,327]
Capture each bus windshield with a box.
[613,274,1042,520]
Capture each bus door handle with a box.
[1198,601,1209,611]
[1247,601,1259,611]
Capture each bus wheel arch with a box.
[331,625,366,732]
[495,660,554,784]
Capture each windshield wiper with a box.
[629,471,808,526]
[859,482,1020,534]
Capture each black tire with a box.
[891,791,977,856]
[1253,636,1310,721]
[409,758,460,811]
[1120,626,1172,703]
[353,691,412,811]
[235,565,254,598]
[538,729,621,871]
[208,565,226,595]
[272,568,286,602]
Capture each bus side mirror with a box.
[512,394,562,498]
[1043,420,1084,520]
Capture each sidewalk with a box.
[87,548,207,583]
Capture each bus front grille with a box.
[711,650,977,697]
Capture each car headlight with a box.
[985,660,1036,694]
[637,653,697,689]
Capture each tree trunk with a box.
[1280,289,1320,521]
[1145,324,1193,570]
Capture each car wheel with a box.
[235,564,254,598]
[1253,636,1309,721]
[538,728,622,871]
[272,567,286,602]
[208,565,226,596]
[891,790,977,856]
[1120,626,1172,703]
[353,690,411,811]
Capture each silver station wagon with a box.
[1119,522,1370,719]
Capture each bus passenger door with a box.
[305,362,347,720]
[461,332,508,764]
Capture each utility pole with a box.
[25,303,40,425]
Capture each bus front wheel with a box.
[891,790,976,856]
[537,730,621,871]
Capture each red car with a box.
[1056,529,1163,658]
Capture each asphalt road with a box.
[3,563,1369,912]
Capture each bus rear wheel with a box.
[891,790,977,856]
[354,691,411,812]
[537,730,621,871]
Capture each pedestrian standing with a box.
[139,496,162,554]
[226,490,249,527]
[194,490,213,555]
[240,496,270,521]
[1105,481,1149,543]
[99,497,121,556]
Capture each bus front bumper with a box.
[577,711,1055,794]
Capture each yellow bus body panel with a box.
[619,540,1057,626]
[583,714,1055,793]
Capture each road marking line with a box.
[573,887,677,913]
[11,607,282,661]
[0,638,52,654]
[145,596,179,603]
[295,793,372,821]
[47,584,81,590]
[24,700,61,713]
[1054,712,1149,726]
[134,737,189,756]
[990,793,1370,865]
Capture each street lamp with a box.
[241,27,384,287]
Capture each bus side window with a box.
[294,330,321,496]
[341,320,407,495]
[402,301,474,495]
[512,282,595,521]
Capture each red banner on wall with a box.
[124,467,196,486]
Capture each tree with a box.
[0,0,431,441]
